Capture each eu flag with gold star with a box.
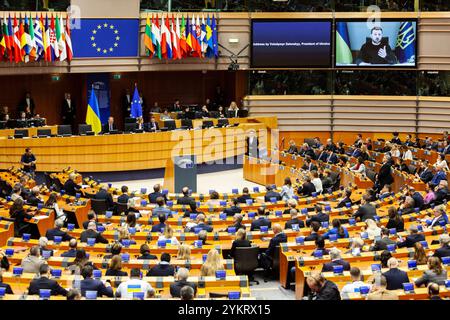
[71,19,139,58]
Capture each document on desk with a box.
[33,215,49,220]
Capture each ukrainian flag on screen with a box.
[127,284,142,293]
[71,19,139,58]
[86,88,102,134]
[336,22,353,64]
[395,21,416,64]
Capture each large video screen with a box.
[335,20,417,67]
[251,20,332,68]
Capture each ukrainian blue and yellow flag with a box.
[86,87,102,134]
[395,21,416,64]
[127,284,142,294]
[335,22,353,65]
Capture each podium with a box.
[164,155,197,193]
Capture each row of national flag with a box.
[144,14,218,60]
[0,13,73,63]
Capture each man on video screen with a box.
[355,26,397,65]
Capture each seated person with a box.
[28,264,67,296]
[322,219,349,239]
[152,196,172,217]
[115,268,155,299]
[27,186,43,207]
[21,246,45,274]
[415,256,447,287]
[0,271,13,295]
[182,200,201,218]
[382,257,410,290]
[222,213,245,232]
[236,187,253,204]
[45,220,74,242]
[397,225,425,248]
[105,255,128,277]
[82,211,103,230]
[260,224,287,279]
[305,205,329,227]
[205,191,221,207]
[284,209,305,230]
[229,229,252,258]
[336,188,352,208]
[146,253,175,277]
[117,186,130,204]
[151,213,167,233]
[304,221,321,242]
[80,222,109,244]
[370,227,396,251]
[80,265,114,297]
[352,194,376,222]
[94,185,114,210]
[148,183,166,204]
[297,176,316,197]
[223,198,242,217]
[250,207,271,231]
[321,248,351,272]
[138,243,157,260]
[63,173,81,197]
[433,234,450,259]
[177,186,195,205]
[311,237,330,256]
[264,185,282,202]
[170,268,197,298]
[186,214,213,232]
[61,239,78,258]
[157,225,180,246]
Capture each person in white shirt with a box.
[280,177,294,201]
[364,219,381,240]
[311,171,323,194]
[434,153,449,171]
[402,146,413,161]
[390,144,400,158]
[115,268,155,299]
[157,225,180,246]
[349,157,366,175]
[341,267,371,299]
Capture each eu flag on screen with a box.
[71,19,139,58]
[395,21,416,64]
[130,86,142,118]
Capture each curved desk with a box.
[0,117,276,172]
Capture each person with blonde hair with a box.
[230,228,251,258]
[118,227,136,246]
[415,256,447,287]
[227,101,239,118]
[158,225,180,246]
[200,249,223,276]
[177,244,191,261]
[364,219,381,240]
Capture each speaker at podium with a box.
[164,155,197,193]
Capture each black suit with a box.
[177,195,195,205]
[236,194,252,204]
[28,277,67,296]
[61,249,77,258]
[419,168,433,183]
[284,218,305,230]
[265,233,287,257]
[433,245,450,260]
[336,197,352,208]
[146,263,175,277]
[94,189,114,210]
[61,99,76,125]
[117,194,129,204]
[301,162,318,171]
[264,191,282,202]
[297,182,316,197]
[80,229,108,244]
[250,217,271,231]
[101,122,118,134]
[397,233,425,248]
[306,212,329,227]
[170,280,197,298]
[149,191,166,204]
[386,218,404,232]
[122,94,132,117]
[321,259,351,272]
[45,228,73,242]
[138,253,158,260]
[105,269,127,277]
[147,121,160,132]
[80,278,114,297]
[63,179,81,197]
[371,237,396,251]
[230,239,252,258]
[224,205,242,217]
[353,204,377,221]
[27,195,42,207]
[377,162,394,187]
[383,268,410,290]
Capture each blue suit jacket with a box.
[431,171,447,185]
[80,278,114,297]
[383,268,410,290]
